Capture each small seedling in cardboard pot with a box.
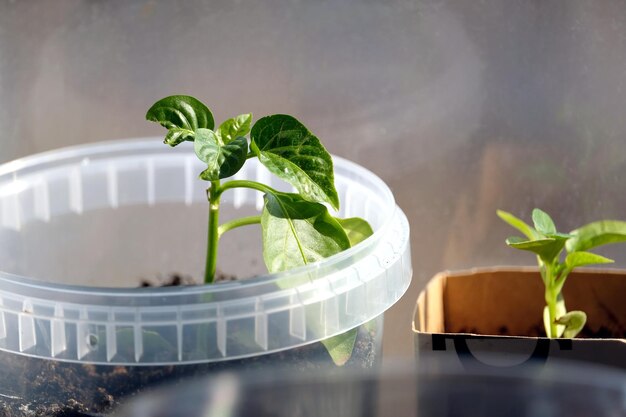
[146,95,373,365]
[497,208,626,338]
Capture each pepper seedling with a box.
[146,95,373,364]
[498,208,626,338]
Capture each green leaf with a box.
[261,193,357,365]
[163,127,194,147]
[497,210,540,240]
[217,113,252,144]
[566,220,626,253]
[194,129,248,181]
[321,329,358,366]
[335,217,374,247]
[251,115,340,210]
[506,236,567,263]
[543,298,567,338]
[261,192,350,273]
[565,251,614,269]
[555,310,587,338]
[146,95,214,146]
[532,208,557,235]
[551,231,574,237]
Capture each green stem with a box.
[544,265,558,337]
[205,180,221,284]
[545,289,558,338]
[218,215,262,238]
[217,179,279,198]
[553,268,571,295]
[204,180,276,283]
[219,180,308,267]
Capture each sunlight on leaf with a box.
[146,95,214,146]
[194,129,248,180]
[497,210,540,240]
[336,217,373,247]
[261,192,350,273]
[566,220,626,252]
[532,208,557,235]
[217,113,252,144]
[251,115,339,210]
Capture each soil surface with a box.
[0,274,379,417]
[457,323,626,339]
[139,272,238,287]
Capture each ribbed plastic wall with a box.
[0,139,411,365]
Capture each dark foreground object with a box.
[111,359,625,417]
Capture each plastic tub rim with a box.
[0,138,412,364]
[0,137,396,298]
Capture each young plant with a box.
[498,208,626,338]
[146,95,373,364]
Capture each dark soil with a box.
[139,273,197,287]
[577,326,626,339]
[139,271,238,287]
[0,325,377,417]
[456,323,626,338]
[0,275,379,417]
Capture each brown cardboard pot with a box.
[413,267,626,370]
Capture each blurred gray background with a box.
[2,0,626,358]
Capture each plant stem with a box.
[204,180,277,283]
[553,269,570,295]
[218,215,262,237]
[544,264,558,337]
[205,180,221,284]
[545,287,558,338]
[217,179,279,197]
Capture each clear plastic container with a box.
[0,139,411,415]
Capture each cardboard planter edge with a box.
[413,267,626,370]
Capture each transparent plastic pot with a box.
[0,139,412,416]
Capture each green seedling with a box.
[147,95,373,364]
[498,208,626,338]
